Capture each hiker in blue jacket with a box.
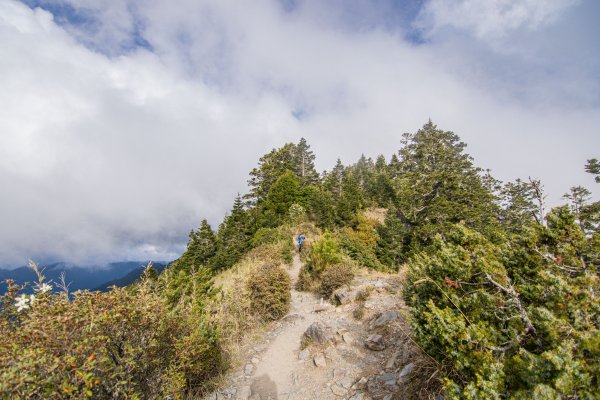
[297,234,306,253]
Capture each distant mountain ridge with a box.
[0,261,169,294]
[93,263,168,292]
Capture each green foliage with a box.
[319,263,354,298]
[404,222,600,399]
[187,219,217,267]
[301,185,336,229]
[306,231,343,274]
[246,264,291,321]
[213,195,253,271]
[262,170,301,227]
[338,215,388,271]
[387,121,500,259]
[585,158,600,183]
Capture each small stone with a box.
[356,377,368,389]
[385,351,399,370]
[377,372,397,386]
[251,357,260,365]
[342,332,353,344]
[383,395,393,400]
[333,368,347,380]
[314,353,327,367]
[244,364,254,375]
[340,376,354,389]
[399,362,415,378]
[283,313,304,321]
[236,386,251,400]
[253,344,267,352]
[348,393,364,400]
[331,384,347,397]
[298,348,310,360]
[365,334,386,351]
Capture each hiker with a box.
[297,234,306,252]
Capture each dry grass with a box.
[362,207,387,224]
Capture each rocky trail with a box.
[206,254,430,400]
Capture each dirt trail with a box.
[207,254,420,400]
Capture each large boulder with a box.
[303,321,330,345]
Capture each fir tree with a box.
[213,195,252,270]
[293,138,319,187]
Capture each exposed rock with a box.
[365,334,386,351]
[348,393,364,400]
[331,384,347,397]
[303,321,329,345]
[282,313,305,321]
[313,353,327,367]
[235,385,251,400]
[369,310,399,329]
[399,362,415,378]
[298,348,310,360]
[334,290,352,305]
[244,364,254,376]
[250,357,260,365]
[324,347,336,360]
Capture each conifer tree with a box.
[585,158,600,183]
[247,143,296,205]
[213,195,252,270]
[500,179,537,233]
[380,121,499,259]
[262,170,301,227]
[335,170,364,226]
[323,159,345,201]
[188,219,217,267]
[293,138,319,187]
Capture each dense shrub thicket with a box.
[0,272,221,399]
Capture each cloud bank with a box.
[1,0,598,266]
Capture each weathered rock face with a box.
[364,334,386,351]
[303,321,330,345]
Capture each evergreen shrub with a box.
[246,264,291,321]
[320,263,354,297]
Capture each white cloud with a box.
[0,0,598,266]
[415,0,579,40]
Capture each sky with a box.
[0,0,599,267]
